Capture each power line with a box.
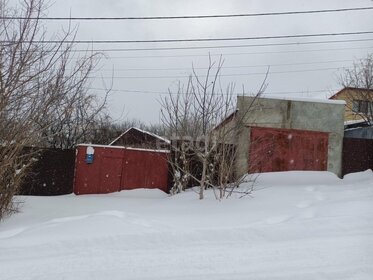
[3,7,373,20]
[70,38,373,52]
[5,31,373,44]
[90,87,337,96]
[98,59,353,72]
[105,46,373,59]
[88,67,344,79]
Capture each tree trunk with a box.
[199,157,207,200]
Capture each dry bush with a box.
[161,56,267,199]
[0,0,108,219]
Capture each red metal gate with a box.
[248,126,328,173]
[100,156,123,193]
[74,145,169,194]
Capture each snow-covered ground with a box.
[1,170,373,280]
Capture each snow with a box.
[86,146,95,155]
[78,143,170,153]
[262,95,346,105]
[344,119,367,126]
[1,170,373,279]
[131,127,171,144]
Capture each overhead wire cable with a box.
[3,7,373,20]
[68,38,373,52]
[4,31,373,44]
[87,66,345,79]
[103,46,373,59]
[89,87,337,96]
[97,59,354,72]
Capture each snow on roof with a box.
[108,127,170,146]
[77,143,170,153]
[260,95,346,105]
[344,119,367,126]
[132,127,171,144]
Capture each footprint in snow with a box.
[0,211,129,240]
[265,215,292,225]
[299,209,316,219]
[49,215,90,223]
[48,211,126,224]
[296,201,313,208]
[96,210,125,218]
[305,186,316,192]
[0,227,27,239]
[314,192,326,201]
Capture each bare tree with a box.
[161,56,267,199]
[0,0,108,219]
[340,53,373,125]
[36,55,110,149]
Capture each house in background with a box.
[329,87,373,123]
[109,127,170,150]
[329,87,373,139]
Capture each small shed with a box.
[109,127,170,150]
[74,144,170,194]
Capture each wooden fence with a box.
[342,138,373,176]
[18,148,75,195]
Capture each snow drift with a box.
[1,170,373,279]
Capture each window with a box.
[352,100,373,114]
[352,100,359,112]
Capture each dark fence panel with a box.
[342,138,373,176]
[18,148,75,195]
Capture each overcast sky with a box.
[43,0,373,124]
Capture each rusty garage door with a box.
[248,126,328,173]
[74,145,169,194]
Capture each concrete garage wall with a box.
[235,96,345,177]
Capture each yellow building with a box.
[329,87,373,122]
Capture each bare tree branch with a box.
[0,0,109,219]
[161,57,268,199]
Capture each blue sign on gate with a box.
[86,146,95,164]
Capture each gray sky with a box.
[46,0,373,124]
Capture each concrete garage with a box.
[234,96,345,177]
